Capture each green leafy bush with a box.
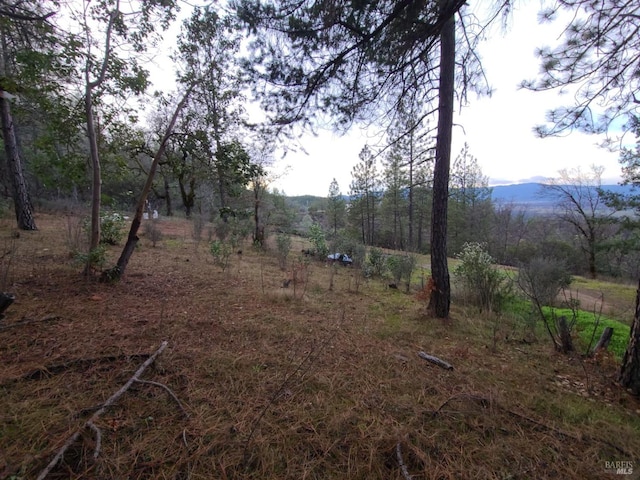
[387,254,416,292]
[209,240,232,271]
[74,245,108,271]
[308,223,328,257]
[365,247,386,278]
[454,242,510,312]
[276,233,292,269]
[83,212,126,245]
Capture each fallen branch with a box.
[135,379,189,417]
[87,421,101,459]
[431,393,492,416]
[430,392,633,459]
[242,315,341,467]
[502,407,633,457]
[396,442,413,480]
[0,314,60,331]
[417,351,453,370]
[36,341,169,480]
[2,353,150,385]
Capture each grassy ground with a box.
[0,213,639,480]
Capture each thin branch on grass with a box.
[431,393,492,416]
[242,314,342,467]
[3,353,151,385]
[87,421,101,459]
[0,314,60,331]
[429,392,633,458]
[36,341,171,480]
[585,292,605,355]
[396,442,413,480]
[134,379,189,417]
[417,351,453,370]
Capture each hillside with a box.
[0,214,639,479]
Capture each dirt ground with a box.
[0,213,639,480]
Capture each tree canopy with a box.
[232,0,490,132]
[524,1,640,137]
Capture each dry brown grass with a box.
[1,213,639,480]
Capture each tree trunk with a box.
[619,279,640,395]
[428,11,455,318]
[112,88,192,279]
[408,144,414,251]
[163,177,173,216]
[85,84,102,275]
[556,315,574,353]
[592,327,613,354]
[588,242,597,279]
[253,183,264,246]
[0,92,36,230]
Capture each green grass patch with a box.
[502,297,630,359]
[543,307,630,359]
[163,238,184,249]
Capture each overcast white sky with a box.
[266,2,623,197]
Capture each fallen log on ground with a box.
[36,341,174,480]
[418,351,453,370]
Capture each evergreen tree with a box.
[448,143,492,255]
[349,146,379,245]
[327,178,345,236]
[233,0,507,318]
[525,1,640,137]
[380,151,408,250]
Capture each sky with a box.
[264,2,624,197]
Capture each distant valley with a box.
[287,183,637,213]
[490,182,636,212]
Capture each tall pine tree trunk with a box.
[428,10,455,318]
[619,279,640,395]
[0,93,36,230]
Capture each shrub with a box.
[308,223,328,258]
[517,256,574,352]
[387,254,416,292]
[74,245,108,272]
[65,215,86,254]
[453,242,510,313]
[276,233,292,270]
[517,256,572,308]
[209,240,232,271]
[366,247,386,278]
[100,212,126,245]
[83,212,126,245]
[144,219,163,247]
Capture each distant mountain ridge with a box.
[490,182,636,207]
[286,183,637,210]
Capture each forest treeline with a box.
[0,2,639,290]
